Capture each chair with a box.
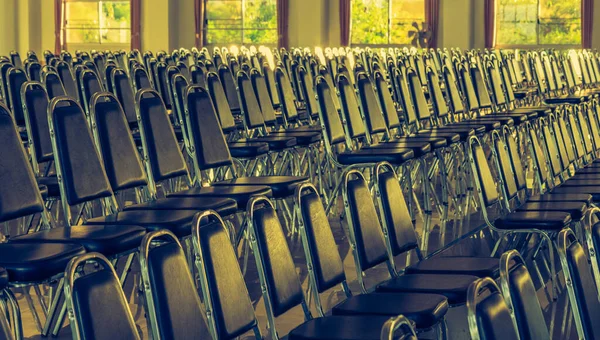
[64,253,140,340]
[466,278,520,340]
[56,61,79,100]
[78,68,104,116]
[139,230,211,339]
[557,227,600,340]
[498,250,550,340]
[42,69,67,99]
[295,183,449,334]
[26,61,41,81]
[6,67,28,127]
[248,197,404,340]
[132,65,153,91]
[110,68,139,130]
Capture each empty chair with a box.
[466,277,520,340]
[78,68,103,115]
[132,65,153,90]
[139,230,211,339]
[6,67,28,127]
[26,61,42,81]
[64,253,140,340]
[111,68,139,129]
[56,61,79,100]
[42,70,67,99]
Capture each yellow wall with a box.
[0,0,599,56]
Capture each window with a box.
[496,0,581,46]
[205,0,277,45]
[351,0,425,45]
[65,0,131,46]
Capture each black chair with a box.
[248,197,404,340]
[110,68,139,130]
[557,227,600,340]
[78,68,104,116]
[9,51,22,69]
[6,67,28,128]
[132,64,153,91]
[103,62,117,92]
[218,64,241,115]
[56,61,79,100]
[190,64,207,87]
[295,183,449,334]
[498,250,550,340]
[64,253,140,340]
[26,61,41,81]
[466,277,520,340]
[42,69,67,99]
[139,230,211,339]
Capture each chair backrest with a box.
[218,64,241,113]
[169,73,189,129]
[79,69,104,114]
[470,64,494,110]
[26,61,42,82]
[406,68,431,121]
[111,68,138,127]
[373,70,401,131]
[133,66,152,91]
[380,315,418,340]
[49,97,113,208]
[338,74,367,140]
[10,51,22,69]
[43,70,67,99]
[527,124,551,186]
[7,67,29,126]
[140,230,210,339]
[104,63,117,93]
[155,62,172,108]
[356,71,388,138]
[192,211,260,340]
[491,130,520,203]
[135,89,189,183]
[425,66,450,119]
[499,250,550,340]
[185,85,233,172]
[298,65,318,119]
[206,71,237,132]
[22,82,53,166]
[237,71,267,130]
[65,253,140,340]
[315,75,346,148]
[56,61,79,100]
[275,67,300,124]
[467,277,520,340]
[393,66,418,125]
[248,197,309,338]
[189,64,206,88]
[468,136,500,208]
[0,102,45,223]
[90,92,148,192]
[375,164,420,258]
[251,69,278,126]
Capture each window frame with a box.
[350,0,426,47]
[494,0,582,48]
[64,0,131,49]
[203,0,278,47]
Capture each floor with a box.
[14,194,579,340]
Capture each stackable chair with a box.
[295,183,450,336]
[138,230,211,339]
[78,68,103,116]
[110,68,140,130]
[557,228,600,340]
[132,64,153,91]
[498,250,550,340]
[26,61,41,81]
[5,67,29,130]
[466,278,520,340]
[64,253,141,340]
[56,61,79,100]
[247,197,412,340]
[42,69,67,99]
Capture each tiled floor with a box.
[14,199,579,340]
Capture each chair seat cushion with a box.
[527,193,593,207]
[240,136,296,151]
[331,293,448,329]
[288,315,392,340]
[495,211,572,230]
[85,210,197,238]
[450,121,499,132]
[376,274,479,305]
[513,89,535,99]
[213,176,309,198]
[513,106,553,117]
[562,179,600,187]
[552,186,600,201]
[404,256,500,278]
[12,225,146,257]
[574,167,600,174]
[228,142,269,158]
[366,141,431,158]
[167,185,272,210]
[487,113,528,124]
[284,125,322,133]
[506,109,539,119]
[412,131,461,144]
[426,126,479,138]
[36,176,61,197]
[268,131,321,146]
[470,116,514,127]
[395,136,447,149]
[0,243,85,282]
[337,148,415,166]
[123,196,238,217]
[544,95,585,105]
[516,201,586,220]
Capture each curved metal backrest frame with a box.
[380,315,417,340]
[466,277,505,340]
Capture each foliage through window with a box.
[351,0,425,45]
[205,0,277,45]
[65,0,131,45]
[496,0,581,46]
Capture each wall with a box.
[1,0,600,56]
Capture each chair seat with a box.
[366,141,431,158]
[337,148,415,166]
[505,109,539,119]
[574,167,600,174]
[395,136,447,149]
[527,193,593,207]
[85,210,197,238]
[213,176,309,198]
[513,105,553,117]
[404,256,500,278]
[428,126,481,137]
[516,201,586,220]
[271,125,322,133]
[268,131,321,146]
[0,243,85,282]
[571,173,600,180]
[552,186,600,201]
[376,274,478,305]
[36,176,61,197]
[167,185,272,208]
[240,136,296,151]
[544,95,585,105]
[123,196,238,216]
[471,116,515,127]
[487,113,528,124]
[228,142,269,158]
[452,120,501,132]
[331,293,448,329]
[288,315,393,340]
[495,211,572,230]
[412,131,461,144]
[12,225,146,257]
[562,179,600,187]
[513,89,536,99]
